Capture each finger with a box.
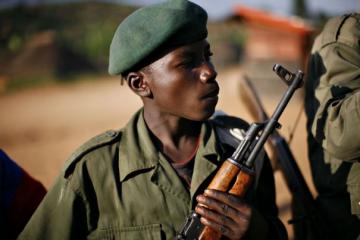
[195,206,237,238]
[204,189,249,212]
[195,202,251,239]
[200,216,229,236]
[198,213,240,238]
[201,191,252,223]
[195,205,235,227]
[196,194,237,217]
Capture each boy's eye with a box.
[176,50,213,68]
[179,57,197,68]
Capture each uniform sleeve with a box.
[311,40,360,161]
[244,155,287,240]
[18,176,90,240]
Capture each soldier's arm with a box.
[312,27,360,161]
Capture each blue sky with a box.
[119,0,359,19]
[1,0,359,20]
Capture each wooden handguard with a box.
[198,161,254,240]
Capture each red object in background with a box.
[233,5,314,69]
[0,149,47,240]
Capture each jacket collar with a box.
[118,109,223,198]
[190,121,222,199]
[118,109,158,182]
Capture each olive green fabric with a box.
[304,13,360,240]
[108,0,208,75]
[18,109,284,239]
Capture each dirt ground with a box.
[0,66,316,238]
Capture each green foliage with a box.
[8,34,22,52]
[0,2,136,91]
[59,20,117,69]
[0,5,65,52]
[0,2,136,69]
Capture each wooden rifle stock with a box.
[198,163,253,240]
[176,64,303,240]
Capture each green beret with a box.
[108,0,208,75]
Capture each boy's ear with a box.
[125,72,151,97]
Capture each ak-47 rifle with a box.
[238,71,330,240]
[176,64,303,240]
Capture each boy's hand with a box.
[195,189,252,240]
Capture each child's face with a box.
[143,39,219,121]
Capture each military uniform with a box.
[304,13,360,239]
[18,109,284,239]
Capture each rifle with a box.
[237,75,280,171]
[176,64,303,240]
[238,72,330,240]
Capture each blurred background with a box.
[0,0,359,238]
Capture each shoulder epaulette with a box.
[63,130,121,178]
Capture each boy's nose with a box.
[200,64,217,83]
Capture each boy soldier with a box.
[19,0,286,239]
[304,13,360,239]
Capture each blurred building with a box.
[233,5,314,70]
[227,5,315,96]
